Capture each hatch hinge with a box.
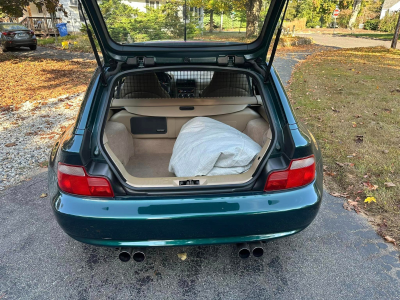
[247,58,267,81]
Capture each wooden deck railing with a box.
[20,17,62,35]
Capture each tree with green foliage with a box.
[231,0,262,37]
[99,0,199,43]
[0,0,65,18]
[188,0,232,32]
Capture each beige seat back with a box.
[120,73,170,99]
[201,72,251,97]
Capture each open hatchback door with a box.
[80,0,289,69]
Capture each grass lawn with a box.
[287,46,400,244]
[340,33,394,41]
[37,34,96,53]
[0,53,96,111]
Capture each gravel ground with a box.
[0,93,83,190]
[5,46,96,61]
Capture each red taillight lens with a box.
[30,30,35,35]
[57,163,114,197]
[264,156,316,191]
[2,32,14,36]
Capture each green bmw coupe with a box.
[48,0,322,262]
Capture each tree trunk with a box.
[209,10,214,32]
[26,6,34,30]
[348,0,362,29]
[246,0,262,38]
[391,13,400,49]
[220,12,223,31]
[42,6,49,37]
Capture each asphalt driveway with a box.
[0,52,399,300]
[297,32,400,50]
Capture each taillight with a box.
[2,32,15,36]
[264,156,316,191]
[57,163,114,197]
[30,30,35,35]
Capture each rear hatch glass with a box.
[97,0,272,45]
[1,24,29,31]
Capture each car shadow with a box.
[6,47,34,52]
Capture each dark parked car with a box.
[0,23,37,51]
[48,0,322,262]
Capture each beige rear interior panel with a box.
[104,132,272,188]
[103,117,272,187]
[110,107,261,139]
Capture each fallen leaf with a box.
[5,143,16,147]
[384,235,396,245]
[177,253,187,261]
[384,182,396,188]
[382,149,389,154]
[324,171,336,176]
[343,202,351,211]
[363,182,378,190]
[40,193,48,198]
[364,196,376,203]
[336,162,345,167]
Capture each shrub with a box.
[336,9,352,28]
[379,12,400,33]
[364,18,380,30]
[283,18,307,31]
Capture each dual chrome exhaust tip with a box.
[237,242,264,259]
[118,248,145,262]
[118,242,263,261]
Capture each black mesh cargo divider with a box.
[114,70,253,99]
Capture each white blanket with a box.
[169,117,261,177]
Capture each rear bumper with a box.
[51,179,322,247]
[4,38,37,47]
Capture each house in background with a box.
[123,0,204,26]
[122,0,162,11]
[19,0,84,34]
[380,0,400,19]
